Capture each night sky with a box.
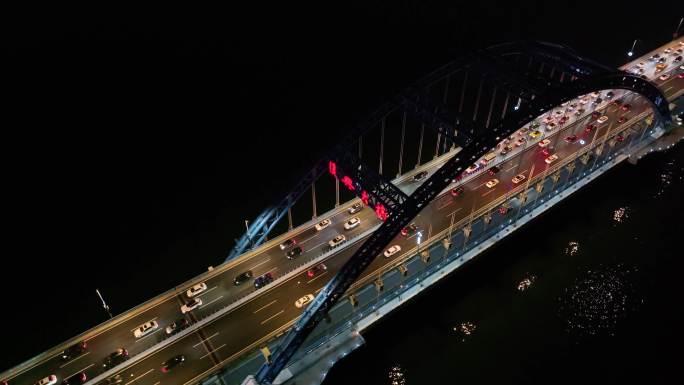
[3,0,681,375]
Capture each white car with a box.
[485,179,499,188]
[314,218,331,231]
[597,115,609,123]
[659,74,670,81]
[636,61,645,68]
[538,139,552,148]
[383,245,402,258]
[36,375,57,385]
[512,174,526,184]
[590,91,601,98]
[181,298,202,314]
[186,282,207,298]
[515,137,526,147]
[465,164,479,174]
[579,98,589,105]
[295,294,315,308]
[545,154,559,164]
[348,202,363,214]
[133,320,159,338]
[344,217,361,230]
[328,234,346,248]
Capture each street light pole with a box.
[627,39,638,57]
[96,288,113,319]
[675,17,683,38]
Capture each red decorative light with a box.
[341,176,355,191]
[374,203,388,221]
[360,190,370,205]
[328,161,337,176]
[498,206,508,215]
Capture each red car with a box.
[620,104,631,112]
[678,73,684,79]
[564,135,578,143]
[307,263,327,278]
[401,223,418,237]
[617,116,628,123]
[541,148,552,156]
[451,186,464,197]
[585,123,596,133]
[616,134,624,142]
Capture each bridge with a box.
[2,37,683,385]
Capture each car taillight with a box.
[161,367,168,373]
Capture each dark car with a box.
[233,270,253,286]
[412,171,428,182]
[450,186,464,197]
[585,123,596,133]
[286,246,303,259]
[161,355,186,373]
[96,375,123,385]
[307,264,327,278]
[165,319,189,335]
[254,272,274,289]
[488,166,500,176]
[591,111,601,119]
[591,97,602,106]
[605,91,614,99]
[675,55,683,62]
[279,239,296,250]
[102,348,128,369]
[610,98,622,107]
[61,341,87,361]
[400,223,418,237]
[62,372,86,385]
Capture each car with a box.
[61,341,87,361]
[545,122,557,131]
[485,179,499,188]
[412,171,428,182]
[233,270,253,285]
[307,263,327,278]
[610,98,622,107]
[344,217,361,230]
[529,130,543,138]
[401,223,418,237]
[186,282,207,298]
[161,355,186,373]
[520,126,531,133]
[383,245,402,258]
[515,137,527,147]
[558,115,569,124]
[591,111,601,119]
[286,246,303,259]
[538,139,552,148]
[636,61,645,68]
[677,112,684,126]
[658,57,667,63]
[35,376,57,385]
[488,166,500,176]
[314,218,331,231]
[655,63,667,72]
[579,97,589,105]
[639,74,648,80]
[133,320,159,338]
[295,294,315,308]
[62,372,87,385]
[529,121,540,129]
[590,91,601,98]
[659,74,670,81]
[674,55,683,62]
[465,164,479,174]
[616,134,624,142]
[541,147,552,157]
[617,116,628,123]
[348,202,363,214]
[254,272,274,289]
[102,348,128,369]
[681,64,684,70]
[664,47,672,54]
[591,97,603,106]
[95,374,123,385]
[451,186,465,197]
[574,108,585,116]
[328,234,346,248]
[165,319,189,335]
[620,104,631,112]
[564,135,578,143]
[543,115,554,124]
[452,173,463,183]
[545,154,559,164]
[279,238,296,250]
[605,91,614,99]
[597,115,609,124]
[499,145,513,155]
[678,73,684,79]
[512,174,526,184]
[180,298,202,314]
[585,123,596,133]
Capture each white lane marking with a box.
[437,198,452,210]
[474,180,488,190]
[260,310,285,326]
[196,286,217,298]
[200,295,224,309]
[307,270,328,284]
[315,287,323,294]
[306,241,328,252]
[134,328,161,343]
[130,317,158,332]
[58,351,91,368]
[445,207,462,218]
[504,164,518,172]
[199,344,227,360]
[153,382,160,385]
[124,368,155,385]
[192,332,219,348]
[482,188,497,197]
[248,257,271,271]
[65,363,94,379]
[664,86,673,93]
[253,300,278,314]
[298,234,317,245]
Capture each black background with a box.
[2,0,681,373]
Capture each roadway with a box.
[3,38,683,385]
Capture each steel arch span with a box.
[252,40,670,384]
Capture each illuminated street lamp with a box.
[627,39,639,57]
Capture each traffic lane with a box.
[109,331,214,385]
